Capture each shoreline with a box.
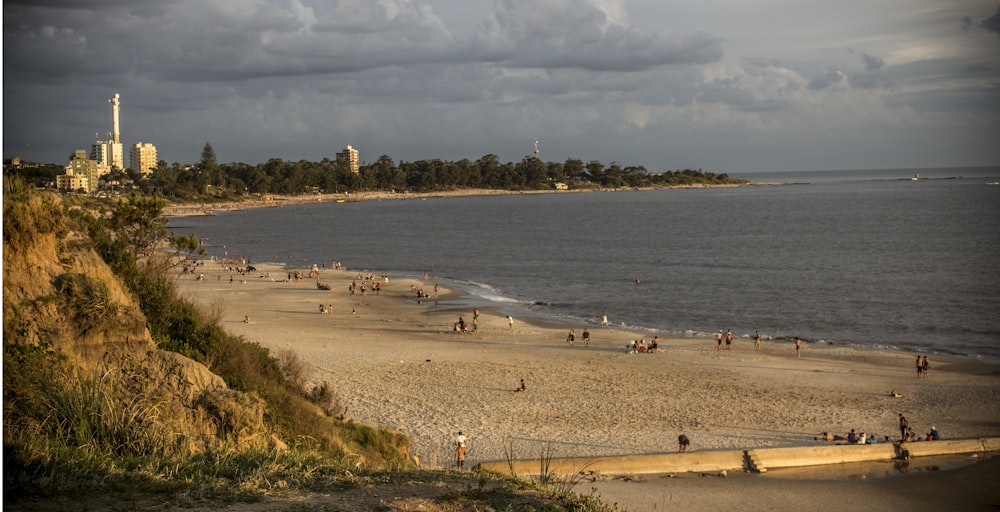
[175,261,1000,454]
[174,259,1000,510]
[159,183,761,217]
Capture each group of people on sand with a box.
[565,329,591,346]
[817,413,940,459]
[627,336,660,353]
[715,329,806,357]
[453,309,481,334]
[915,355,931,378]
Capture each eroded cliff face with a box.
[3,191,265,454]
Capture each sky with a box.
[3,0,1000,173]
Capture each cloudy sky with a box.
[4,0,999,172]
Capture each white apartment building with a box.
[129,141,158,175]
[336,144,359,173]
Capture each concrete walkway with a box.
[476,437,1000,477]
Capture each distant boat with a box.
[911,172,921,181]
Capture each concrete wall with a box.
[476,437,1000,477]
[477,450,745,477]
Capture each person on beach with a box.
[725,329,733,350]
[921,356,930,378]
[754,330,761,351]
[678,434,690,452]
[602,313,609,328]
[514,379,526,393]
[650,336,659,352]
[566,329,575,346]
[582,329,590,346]
[243,315,250,323]
[898,440,910,462]
[899,414,909,440]
[916,356,923,378]
[716,330,723,351]
[454,431,467,470]
[795,337,802,358]
[507,315,514,331]
[472,309,479,333]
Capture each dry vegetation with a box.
[2,177,618,511]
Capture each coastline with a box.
[174,260,1000,510]
[175,261,999,446]
[159,183,759,217]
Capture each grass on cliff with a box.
[3,179,618,511]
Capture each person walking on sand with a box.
[507,315,514,331]
[678,434,690,452]
[566,329,575,346]
[582,329,591,346]
[916,355,923,378]
[898,413,909,440]
[795,337,802,358]
[715,330,723,351]
[725,329,733,350]
[602,313,609,328]
[754,330,761,351]
[454,431,468,470]
[921,355,930,378]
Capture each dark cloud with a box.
[808,68,844,90]
[982,6,1000,34]
[861,53,884,71]
[480,0,723,72]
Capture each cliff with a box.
[3,188,265,455]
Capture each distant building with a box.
[56,172,89,192]
[129,141,158,175]
[91,139,124,170]
[336,144,359,173]
[60,149,106,193]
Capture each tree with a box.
[200,143,217,166]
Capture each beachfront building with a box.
[129,141,158,176]
[336,144,359,173]
[60,149,107,193]
[91,139,124,171]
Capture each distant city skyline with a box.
[4,1,999,172]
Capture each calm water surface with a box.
[170,167,1000,360]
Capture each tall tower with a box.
[109,93,121,143]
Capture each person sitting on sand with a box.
[847,429,858,444]
[929,426,940,440]
[649,336,659,352]
[514,379,526,393]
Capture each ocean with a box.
[168,167,1000,361]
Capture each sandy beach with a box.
[174,260,1000,511]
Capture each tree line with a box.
[5,143,746,200]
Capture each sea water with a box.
[169,167,1000,360]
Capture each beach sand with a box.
[175,261,1000,511]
